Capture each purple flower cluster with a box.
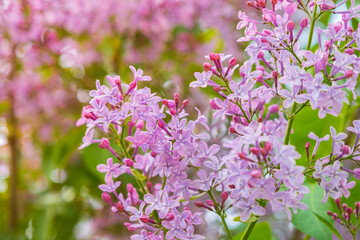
[78,0,360,239]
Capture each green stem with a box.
[307,3,317,51]
[241,220,258,240]
[208,190,233,240]
[284,103,298,145]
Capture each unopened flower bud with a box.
[221,191,228,201]
[272,70,278,79]
[209,99,221,110]
[287,21,295,31]
[344,49,354,55]
[194,202,203,208]
[264,142,272,152]
[169,108,177,115]
[300,17,308,28]
[229,127,236,134]
[209,52,220,61]
[174,93,180,105]
[250,169,262,178]
[157,120,165,129]
[162,99,169,107]
[146,181,153,191]
[229,57,237,67]
[257,51,264,59]
[335,198,341,210]
[203,62,212,71]
[139,215,149,223]
[250,147,259,155]
[99,138,110,149]
[268,104,279,114]
[229,184,236,189]
[150,151,157,157]
[347,207,353,215]
[126,81,137,95]
[345,70,354,78]
[127,183,135,193]
[136,120,144,129]
[182,99,189,108]
[124,158,134,167]
[116,202,124,212]
[341,145,351,155]
[206,200,215,207]
[102,192,112,203]
[166,213,175,221]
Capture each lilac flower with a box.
[330,126,347,142]
[190,71,212,88]
[234,199,266,222]
[97,158,123,179]
[98,178,121,193]
[130,66,151,82]
[347,120,360,134]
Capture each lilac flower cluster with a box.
[78,0,360,239]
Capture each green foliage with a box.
[291,179,334,240]
[234,222,272,240]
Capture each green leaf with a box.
[131,169,146,181]
[234,222,272,240]
[81,144,114,180]
[291,180,334,240]
[312,212,343,240]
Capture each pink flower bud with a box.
[162,99,169,107]
[174,93,180,105]
[341,145,351,155]
[229,127,236,134]
[124,158,134,167]
[203,62,212,71]
[209,99,221,110]
[268,104,279,114]
[344,49,354,55]
[136,120,144,129]
[99,138,110,149]
[264,142,272,152]
[250,169,262,178]
[206,199,215,207]
[127,183,134,193]
[150,151,157,157]
[287,21,295,31]
[116,202,124,212]
[345,70,354,78]
[102,192,112,203]
[300,18,308,28]
[250,147,258,155]
[157,120,165,129]
[169,108,177,115]
[194,202,203,208]
[257,51,264,59]
[146,181,153,191]
[229,57,237,67]
[256,65,265,72]
[139,215,149,223]
[128,121,136,127]
[272,70,278,78]
[221,191,228,201]
[126,81,137,95]
[166,213,175,221]
[182,99,189,108]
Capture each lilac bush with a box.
[78,0,360,239]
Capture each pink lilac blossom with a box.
[77,0,360,239]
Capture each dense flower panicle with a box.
[77,0,360,239]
